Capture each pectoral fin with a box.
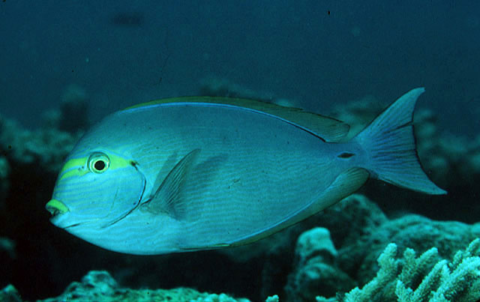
[143,149,200,219]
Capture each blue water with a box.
[0,0,478,135]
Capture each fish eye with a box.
[88,152,110,173]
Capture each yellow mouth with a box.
[46,199,69,216]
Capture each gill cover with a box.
[52,150,146,228]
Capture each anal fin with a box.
[307,167,370,214]
[227,168,370,247]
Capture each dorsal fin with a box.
[124,96,350,142]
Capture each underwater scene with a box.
[1,1,479,301]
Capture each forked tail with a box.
[353,88,446,195]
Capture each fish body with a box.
[47,88,445,255]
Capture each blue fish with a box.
[46,88,445,255]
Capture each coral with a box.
[0,155,9,180]
[352,214,480,286]
[0,284,22,302]
[0,113,80,173]
[0,237,15,259]
[0,155,9,206]
[286,194,480,300]
[317,238,480,302]
[285,228,355,301]
[414,109,480,189]
[39,270,250,302]
[259,194,387,299]
[295,228,338,260]
[343,243,399,301]
[265,295,279,302]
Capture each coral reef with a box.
[38,270,249,302]
[282,195,480,301]
[2,270,253,302]
[414,109,480,189]
[0,113,81,173]
[0,85,88,177]
[285,228,355,301]
[316,238,480,302]
[0,284,22,302]
[259,194,388,298]
[0,237,15,259]
[351,215,480,284]
[0,155,9,207]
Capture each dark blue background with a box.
[0,1,478,135]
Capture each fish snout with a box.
[46,199,69,217]
[46,199,77,228]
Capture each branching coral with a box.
[317,239,480,302]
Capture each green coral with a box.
[265,295,279,302]
[344,243,399,302]
[317,239,480,302]
[37,271,250,302]
[30,270,282,302]
[0,284,22,302]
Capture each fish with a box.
[46,88,446,255]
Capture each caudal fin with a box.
[353,88,446,195]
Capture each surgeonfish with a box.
[46,88,446,255]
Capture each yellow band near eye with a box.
[59,157,87,176]
[58,152,135,181]
[59,168,89,181]
[59,157,89,181]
